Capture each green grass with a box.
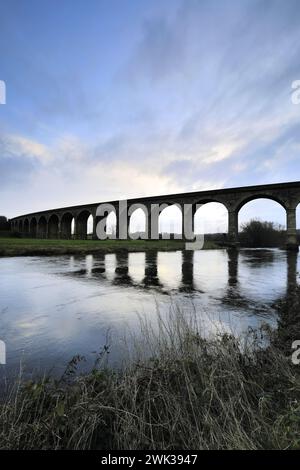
[1,298,300,450]
[0,237,218,257]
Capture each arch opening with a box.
[194,202,228,242]
[238,198,286,247]
[296,203,300,244]
[296,203,300,230]
[158,204,182,239]
[29,218,37,238]
[87,214,93,239]
[106,211,117,238]
[129,208,147,239]
[76,210,93,239]
[23,219,29,235]
[61,213,74,239]
[71,218,75,237]
[38,216,47,239]
[48,214,59,239]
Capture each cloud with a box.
[4,135,51,163]
[125,15,188,84]
[2,0,300,229]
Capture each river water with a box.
[0,248,299,380]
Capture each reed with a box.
[1,299,300,450]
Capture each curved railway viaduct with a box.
[9,181,300,250]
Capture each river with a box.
[0,248,299,380]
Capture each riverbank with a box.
[0,237,218,257]
[1,293,300,450]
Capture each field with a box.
[0,237,218,257]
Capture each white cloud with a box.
[4,134,51,163]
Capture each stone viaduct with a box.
[9,181,300,250]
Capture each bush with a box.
[239,219,286,247]
[0,216,10,232]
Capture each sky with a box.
[0,0,300,232]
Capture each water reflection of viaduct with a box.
[71,249,299,302]
[10,181,300,250]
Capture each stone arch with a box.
[293,202,300,246]
[238,198,286,230]
[48,214,59,239]
[87,214,93,238]
[61,212,74,239]
[37,215,47,238]
[105,210,117,237]
[194,199,228,236]
[236,194,286,213]
[238,198,287,247]
[23,218,29,235]
[29,217,37,238]
[196,197,229,207]
[128,204,148,239]
[158,203,182,239]
[95,203,118,239]
[226,194,289,246]
[76,210,93,239]
[18,219,23,233]
[297,202,300,230]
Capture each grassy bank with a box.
[0,237,218,257]
[1,299,300,450]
